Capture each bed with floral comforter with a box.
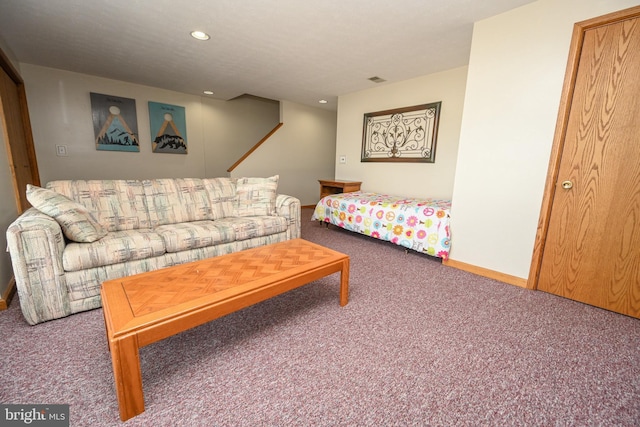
[311,191,451,259]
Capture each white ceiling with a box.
[0,0,535,110]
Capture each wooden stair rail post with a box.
[227,123,283,173]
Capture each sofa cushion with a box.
[144,178,214,226]
[46,180,151,232]
[62,229,166,271]
[65,256,170,303]
[155,221,236,253]
[216,216,288,241]
[26,184,108,243]
[235,175,279,217]
[203,178,236,218]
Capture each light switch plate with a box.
[56,145,68,157]
[339,155,346,164]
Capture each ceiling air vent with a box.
[368,76,386,83]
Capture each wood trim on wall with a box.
[526,5,640,291]
[443,258,528,288]
[227,122,283,173]
[17,78,40,189]
[0,277,16,310]
[0,46,22,83]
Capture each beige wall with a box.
[231,100,337,206]
[335,66,468,200]
[19,64,329,202]
[450,0,639,279]
[202,96,280,177]
[19,65,283,182]
[21,64,208,182]
[20,64,333,203]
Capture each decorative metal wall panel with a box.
[361,102,441,163]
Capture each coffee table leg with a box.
[110,334,145,421]
[340,258,350,306]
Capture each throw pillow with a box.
[234,175,279,217]
[26,184,108,243]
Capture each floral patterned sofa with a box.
[6,176,300,325]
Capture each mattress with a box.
[311,191,451,259]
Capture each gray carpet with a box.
[1,208,639,426]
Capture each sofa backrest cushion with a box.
[46,180,151,232]
[26,184,108,242]
[234,175,279,217]
[203,178,236,218]
[143,178,213,227]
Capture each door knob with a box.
[561,180,573,189]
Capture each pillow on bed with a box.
[234,175,279,217]
[26,184,107,243]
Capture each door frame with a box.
[0,46,40,212]
[527,5,640,290]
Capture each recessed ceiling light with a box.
[190,31,210,41]
[319,99,328,104]
[203,90,214,95]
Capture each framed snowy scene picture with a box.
[90,92,139,152]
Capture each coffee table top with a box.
[101,238,348,342]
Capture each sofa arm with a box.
[6,208,71,325]
[276,194,301,239]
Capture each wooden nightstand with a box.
[318,179,362,199]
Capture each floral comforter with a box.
[311,192,451,259]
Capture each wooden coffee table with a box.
[101,238,349,421]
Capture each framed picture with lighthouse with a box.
[148,101,188,154]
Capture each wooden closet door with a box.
[537,13,640,317]
[0,51,39,213]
